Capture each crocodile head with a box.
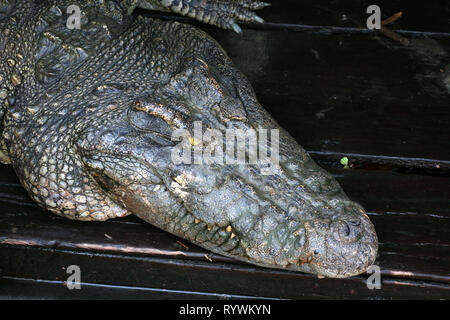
[2,3,376,278]
[76,48,377,278]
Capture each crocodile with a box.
[0,0,378,278]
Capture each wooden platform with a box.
[1,0,449,299]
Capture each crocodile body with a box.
[0,0,377,278]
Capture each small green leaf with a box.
[340,157,349,167]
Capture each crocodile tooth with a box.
[7,58,15,67]
[10,74,21,86]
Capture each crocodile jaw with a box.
[83,131,378,278]
[163,168,378,279]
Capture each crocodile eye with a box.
[127,104,173,139]
[127,99,192,143]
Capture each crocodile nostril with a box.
[348,219,361,227]
[335,218,362,242]
[341,222,351,237]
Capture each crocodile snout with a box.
[304,212,378,278]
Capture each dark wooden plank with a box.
[0,277,271,300]
[0,164,448,287]
[0,245,448,300]
[138,1,450,35]
[328,167,450,215]
[257,0,450,34]
[202,28,450,166]
[1,210,448,286]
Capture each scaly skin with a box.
[0,0,378,278]
[134,0,270,32]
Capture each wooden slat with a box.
[1,245,448,299]
[328,167,450,215]
[257,0,450,34]
[137,1,450,36]
[0,277,272,300]
[0,164,448,292]
[202,28,450,166]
